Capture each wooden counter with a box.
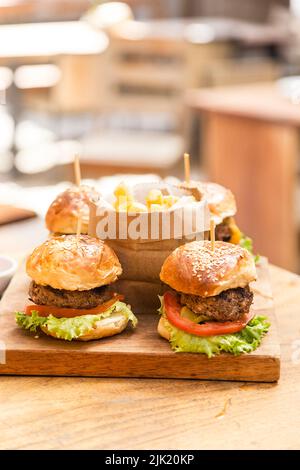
[187,82,300,271]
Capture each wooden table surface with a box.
[1,218,300,450]
[187,82,300,126]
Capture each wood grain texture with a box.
[0,259,279,382]
[0,264,298,450]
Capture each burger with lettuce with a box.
[158,240,269,357]
[16,234,137,341]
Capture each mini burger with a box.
[45,185,99,235]
[178,181,257,257]
[16,234,137,341]
[158,241,269,357]
[195,182,240,243]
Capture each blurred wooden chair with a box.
[13,57,106,179]
[0,1,35,24]
[17,55,106,114]
[14,63,61,110]
[0,1,90,24]
[79,20,187,177]
[206,57,281,87]
[4,20,109,115]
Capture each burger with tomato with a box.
[16,234,137,341]
[158,241,269,357]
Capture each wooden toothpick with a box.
[210,218,215,253]
[74,155,81,187]
[184,153,190,186]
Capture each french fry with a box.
[115,182,133,199]
[114,184,181,213]
[162,195,179,208]
[146,189,163,209]
[127,202,148,213]
[114,182,133,211]
[149,203,163,212]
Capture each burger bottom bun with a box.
[41,312,129,342]
[157,317,171,341]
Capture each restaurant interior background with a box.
[0,0,300,272]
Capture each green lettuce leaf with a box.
[239,234,260,264]
[16,310,47,332]
[158,297,270,357]
[239,234,254,253]
[16,301,137,341]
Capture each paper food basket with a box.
[88,182,210,313]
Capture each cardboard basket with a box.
[88,182,210,312]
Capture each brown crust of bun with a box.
[26,234,122,291]
[45,185,99,234]
[160,241,256,297]
[41,312,128,341]
[157,317,170,341]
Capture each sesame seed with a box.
[179,240,246,283]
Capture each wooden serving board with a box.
[0,259,280,382]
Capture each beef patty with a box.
[180,286,253,322]
[215,222,232,242]
[29,281,113,309]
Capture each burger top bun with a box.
[196,182,236,224]
[160,241,256,297]
[26,234,122,291]
[45,185,99,234]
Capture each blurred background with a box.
[0,0,300,271]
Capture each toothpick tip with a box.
[74,154,81,187]
[184,153,191,185]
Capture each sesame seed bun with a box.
[160,241,256,297]
[26,234,122,291]
[41,312,129,341]
[45,185,99,234]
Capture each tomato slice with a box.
[163,291,254,337]
[25,294,123,318]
